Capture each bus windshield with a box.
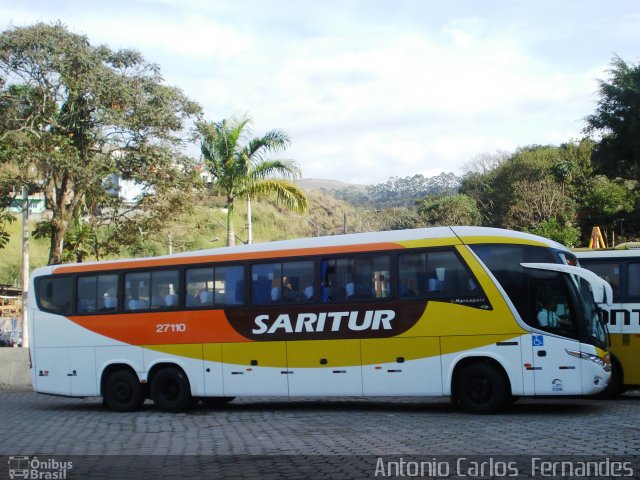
[470,244,607,349]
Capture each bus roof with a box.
[37,226,565,276]
[575,249,640,259]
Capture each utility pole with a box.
[247,195,253,244]
[21,185,29,348]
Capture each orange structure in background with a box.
[588,226,607,249]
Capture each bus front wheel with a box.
[104,369,145,412]
[150,367,192,412]
[593,357,624,399]
[454,362,509,414]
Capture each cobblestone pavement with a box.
[1,389,639,478]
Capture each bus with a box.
[28,227,611,414]
[576,243,640,397]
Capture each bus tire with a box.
[592,357,623,399]
[150,367,192,412]
[454,362,509,414]
[104,369,144,412]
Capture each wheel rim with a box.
[160,378,180,402]
[467,376,492,404]
[113,380,133,403]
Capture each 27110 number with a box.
[155,323,186,333]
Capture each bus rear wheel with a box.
[150,367,192,412]
[104,369,144,412]
[454,362,509,414]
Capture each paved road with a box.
[1,390,639,478]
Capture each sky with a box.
[3,1,640,185]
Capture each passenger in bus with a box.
[165,291,178,306]
[102,289,117,310]
[537,300,560,328]
[152,286,170,308]
[281,285,302,302]
[399,281,417,298]
[186,283,201,307]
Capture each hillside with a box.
[296,178,368,192]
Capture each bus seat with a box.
[304,286,314,300]
[128,299,148,310]
[271,287,281,302]
[346,282,355,297]
[165,294,178,306]
[199,290,213,305]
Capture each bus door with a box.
[528,278,583,395]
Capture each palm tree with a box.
[198,114,308,246]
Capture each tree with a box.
[530,219,581,247]
[461,144,578,228]
[578,175,638,242]
[585,55,640,179]
[198,114,307,246]
[365,173,460,209]
[416,194,482,227]
[503,178,577,234]
[0,23,202,264]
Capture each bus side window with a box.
[125,272,150,311]
[252,261,313,305]
[581,261,620,301]
[37,277,73,315]
[77,274,119,313]
[628,263,640,299]
[98,275,118,312]
[77,276,97,313]
[322,256,389,302]
[215,265,244,306]
[398,250,484,302]
[150,270,179,310]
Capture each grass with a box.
[0,214,50,286]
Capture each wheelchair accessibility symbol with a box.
[532,335,544,347]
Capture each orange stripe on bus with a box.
[54,242,403,274]
[67,310,249,345]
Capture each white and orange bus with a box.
[28,227,611,414]
[576,244,640,397]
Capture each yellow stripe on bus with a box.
[143,334,523,368]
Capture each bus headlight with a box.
[565,349,611,372]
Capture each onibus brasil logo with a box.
[8,456,72,479]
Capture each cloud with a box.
[3,1,638,185]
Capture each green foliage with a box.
[0,210,13,248]
[583,176,637,216]
[416,194,482,227]
[528,219,581,247]
[503,178,577,231]
[0,214,50,285]
[197,114,307,246]
[585,55,640,179]
[372,208,421,231]
[0,22,202,264]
